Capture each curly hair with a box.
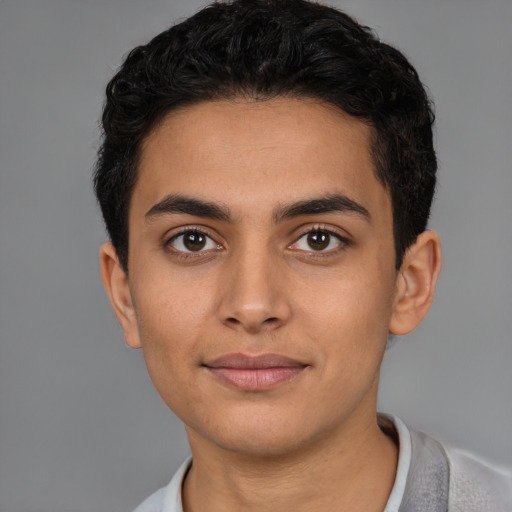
[94,0,436,272]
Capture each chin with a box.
[185,407,328,459]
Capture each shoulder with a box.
[443,444,512,512]
[385,414,512,512]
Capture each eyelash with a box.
[163,224,350,260]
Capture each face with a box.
[113,98,403,456]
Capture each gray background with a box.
[0,0,510,510]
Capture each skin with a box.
[101,98,441,512]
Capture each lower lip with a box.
[206,367,306,391]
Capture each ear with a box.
[389,230,442,336]
[99,242,142,348]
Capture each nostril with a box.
[223,315,281,332]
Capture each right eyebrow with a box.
[145,194,231,222]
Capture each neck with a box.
[182,410,398,512]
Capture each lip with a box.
[203,353,309,391]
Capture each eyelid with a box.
[293,223,350,241]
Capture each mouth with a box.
[202,353,309,391]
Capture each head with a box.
[95,0,441,457]
[94,0,436,273]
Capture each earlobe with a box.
[389,230,442,336]
[99,242,142,349]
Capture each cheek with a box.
[299,276,393,416]
[134,265,214,333]
[134,292,206,416]
[302,265,395,329]
[298,262,396,367]
[130,275,214,382]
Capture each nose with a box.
[217,246,292,334]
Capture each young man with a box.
[94,1,512,510]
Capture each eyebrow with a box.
[273,194,370,223]
[145,194,231,221]
[144,193,370,224]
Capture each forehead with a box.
[132,97,390,223]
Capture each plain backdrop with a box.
[0,1,511,511]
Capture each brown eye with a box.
[307,230,331,251]
[168,230,218,253]
[290,228,345,253]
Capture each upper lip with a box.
[203,353,308,369]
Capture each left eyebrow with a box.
[273,194,370,223]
